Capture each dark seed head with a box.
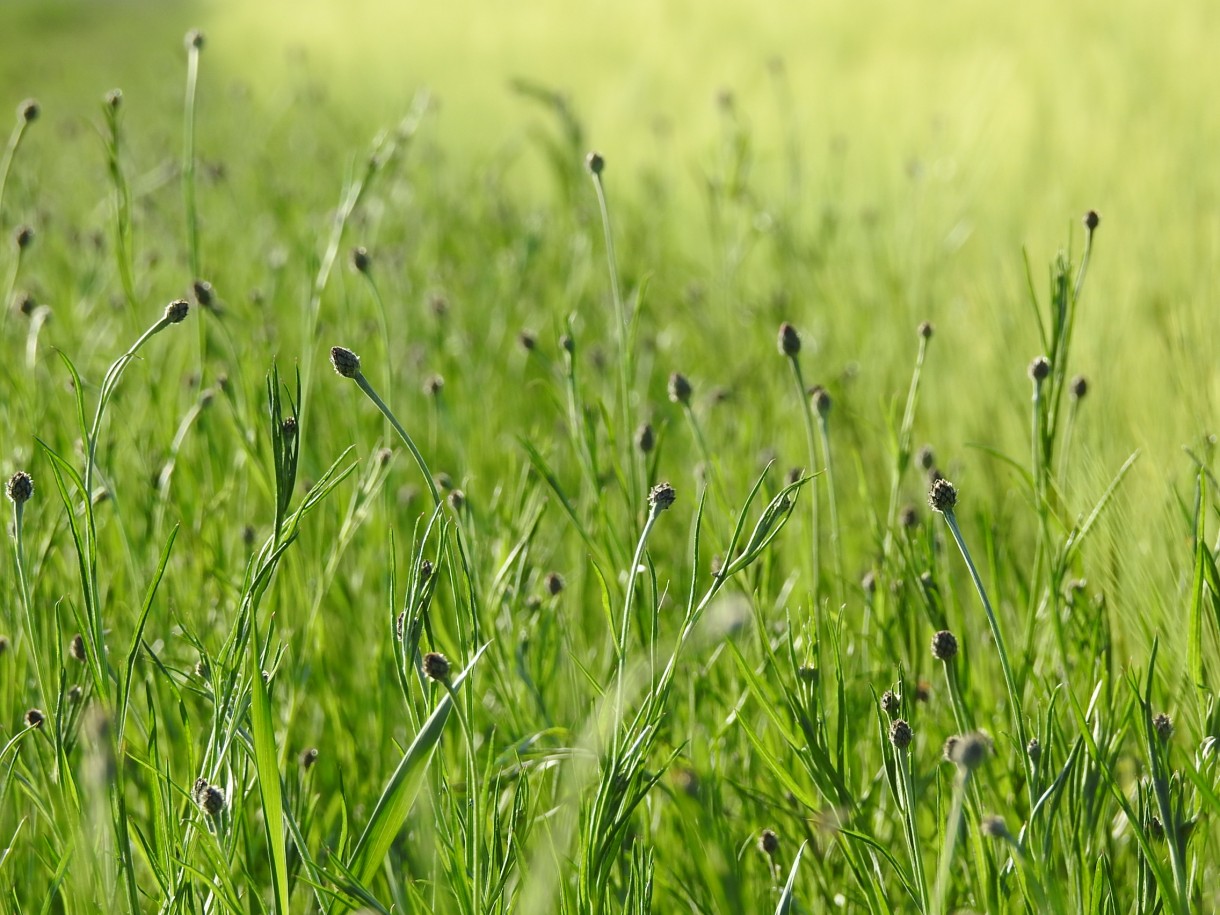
[861,570,877,594]
[281,417,297,439]
[758,828,779,856]
[899,505,919,529]
[949,732,992,770]
[916,445,936,470]
[881,690,901,718]
[194,778,225,816]
[560,333,575,355]
[777,322,801,357]
[635,423,655,454]
[980,815,1010,839]
[185,29,206,50]
[0,635,9,656]
[424,374,444,396]
[889,719,913,750]
[585,151,605,175]
[70,633,87,663]
[928,478,957,513]
[517,330,536,351]
[1084,210,1100,232]
[648,482,676,513]
[1027,738,1041,764]
[6,471,33,505]
[192,280,214,307]
[797,664,819,685]
[1148,816,1164,841]
[942,735,959,762]
[350,246,371,273]
[1070,375,1088,399]
[163,299,190,324]
[544,571,565,596]
[668,372,692,405]
[68,685,83,703]
[423,651,451,682]
[18,99,40,122]
[931,629,958,661]
[330,346,361,378]
[25,708,45,729]
[104,88,123,110]
[14,225,34,250]
[447,489,465,511]
[810,385,832,417]
[1152,713,1174,743]
[299,747,319,770]
[1029,356,1050,383]
[918,321,934,339]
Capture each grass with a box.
[1,3,1219,912]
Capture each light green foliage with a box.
[1,3,1219,912]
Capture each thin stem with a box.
[0,115,31,222]
[932,770,971,915]
[787,357,821,603]
[353,371,442,508]
[817,410,845,607]
[12,502,51,717]
[182,40,202,282]
[895,748,930,913]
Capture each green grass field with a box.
[1,2,1218,912]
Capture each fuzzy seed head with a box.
[1029,356,1050,383]
[942,735,960,762]
[931,629,958,661]
[949,732,992,770]
[517,330,536,351]
[1027,737,1041,763]
[68,685,83,703]
[419,559,434,584]
[1070,375,1088,399]
[797,664,819,684]
[0,635,9,656]
[105,88,123,110]
[544,571,565,596]
[6,471,33,505]
[193,777,225,816]
[350,246,371,273]
[300,747,319,770]
[424,374,444,396]
[810,385,832,417]
[185,29,205,50]
[1084,210,1100,232]
[668,372,692,405]
[980,815,1010,839]
[447,489,465,511]
[423,651,451,682]
[916,445,936,470]
[560,333,575,355]
[889,718,913,750]
[1153,713,1174,743]
[777,322,801,357]
[635,423,655,454]
[18,99,39,122]
[14,225,34,250]
[25,708,45,729]
[648,482,676,513]
[881,690,901,718]
[918,321,934,339]
[192,280,214,307]
[861,570,877,594]
[758,829,779,856]
[585,151,605,175]
[928,477,957,513]
[330,346,361,378]
[899,505,919,529]
[70,633,87,663]
[163,299,190,324]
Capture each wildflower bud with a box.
[447,489,465,511]
[517,330,536,351]
[942,735,959,762]
[194,657,210,680]
[424,374,444,396]
[1070,375,1088,399]
[777,322,801,357]
[280,417,297,440]
[1152,713,1174,743]
[648,482,676,513]
[1027,738,1041,763]
[25,708,45,729]
[948,732,992,770]
[889,719,913,750]
[931,629,958,661]
[545,571,565,596]
[916,445,936,470]
[980,815,1010,839]
[330,346,361,378]
[585,151,605,175]
[1028,356,1050,383]
[635,423,655,454]
[560,334,575,356]
[185,29,206,50]
[758,829,779,856]
[6,471,33,505]
[900,505,919,529]
[68,685,83,703]
[810,385,832,417]
[350,246,371,273]
[918,321,934,339]
[70,633,87,663]
[423,651,451,682]
[193,777,225,816]
[14,225,34,250]
[797,665,818,684]
[13,290,35,315]
[881,690,901,718]
[861,570,877,594]
[914,680,931,703]
[18,99,40,122]
[1083,210,1100,232]
[104,89,123,110]
[1148,816,1164,840]
[668,372,692,405]
[163,299,190,324]
[299,747,319,770]
[928,477,957,513]
[192,280,214,307]
[376,447,392,466]
[419,559,434,584]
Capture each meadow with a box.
[1,1,1219,912]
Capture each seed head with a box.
[299,747,319,770]
[0,635,9,656]
[948,731,992,770]
[14,225,34,250]
[648,482,676,513]
[980,815,1010,839]
[1148,816,1165,841]
[544,571,565,596]
[635,423,655,454]
[560,333,575,355]
[517,330,536,351]
[861,570,877,594]
[68,685,83,703]
[913,680,931,703]
[889,719,913,750]
[1027,737,1041,764]
[1070,375,1088,399]
[918,321,934,339]
[194,657,210,680]
[424,374,444,396]
[881,690,901,718]
[193,777,225,816]
[13,290,35,315]
[280,417,298,440]
[1152,713,1174,743]
[185,29,206,50]
[928,477,957,513]
[163,299,190,324]
[24,708,45,729]
[797,664,819,684]
[1084,210,1100,232]
[447,489,465,511]
[942,735,960,762]
[758,829,779,856]
[70,633,87,663]
[810,385,832,417]
[585,151,605,175]
[419,558,434,584]
[6,471,33,505]
[931,629,958,661]
[423,651,451,682]
[900,505,919,529]
[104,88,123,110]
[192,280,214,307]
[350,246,371,273]
[668,372,692,405]
[777,322,801,357]
[1029,356,1050,383]
[18,99,39,122]
[330,346,361,378]
[916,445,936,470]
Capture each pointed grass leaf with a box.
[774,841,807,915]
